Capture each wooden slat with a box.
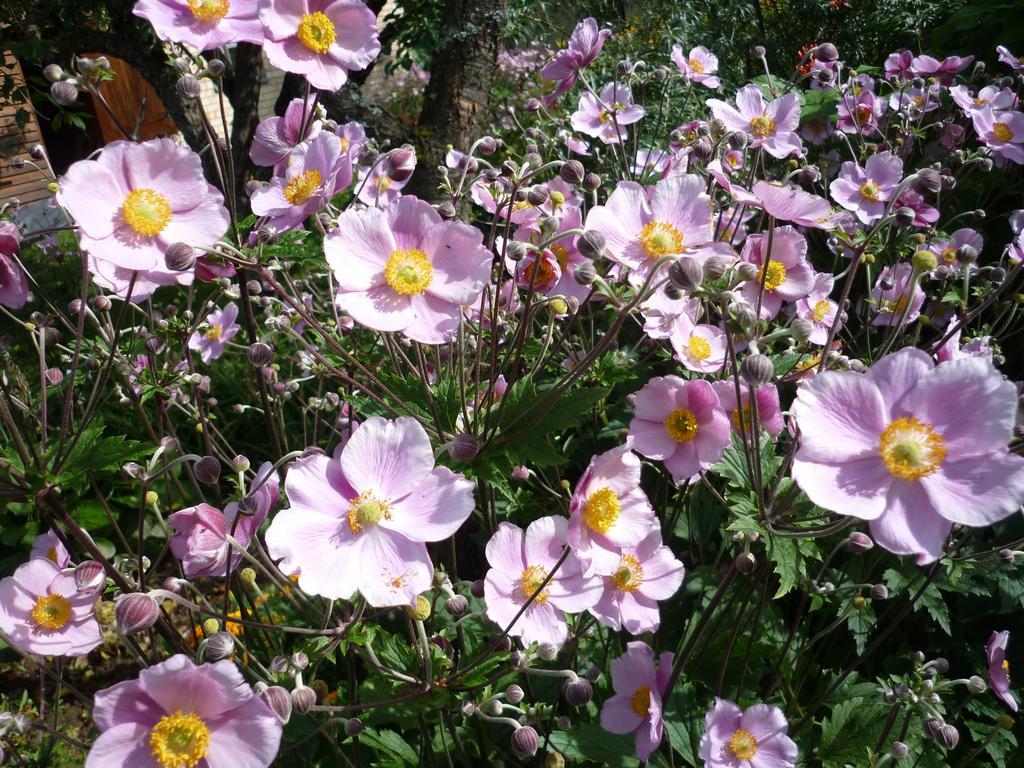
[0,50,54,206]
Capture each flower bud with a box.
[436,201,457,219]
[847,532,874,552]
[890,742,908,759]
[51,80,79,106]
[577,230,606,260]
[471,579,486,598]
[735,262,759,283]
[342,717,363,736]
[449,434,480,462]
[116,593,160,634]
[524,97,542,112]
[194,455,221,484]
[735,551,757,574]
[910,168,941,195]
[997,713,1015,730]
[935,724,959,750]
[43,63,64,82]
[798,165,821,185]
[511,725,539,757]
[259,686,292,724]
[446,594,469,615]
[478,136,498,155]
[385,145,416,183]
[741,354,774,388]
[546,753,566,768]
[583,172,601,191]
[701,255,729,281]
[956,245,978,264]
[998,548,1015,564]
[790,317,814,343]
[870,584,889,601]
[923,718,943,740]
[754,45,767,58]
[291,685,317,714]
[176,74,202,100]
[505,684,525,704]
[537,642,558,661]
[732,303,758,328]
[205,59,226,77]
[574,261,597,285]
[562,677,593,706]
[407,594,431,621]
[74,560,106,592]
[203,631,235,661]
[560,160,585,185]
[668,256,703,291]
[816,42,839,62]
[165,242,196,271]
[911,250,937,273]
[526,185,549,207]
[247,342,273,367]
[894,207,916,227]
[967,675,987,694]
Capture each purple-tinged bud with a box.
[511,466,531,482]
[574,261,597,286]
[741,354,774,388]
[735,552,757,574]
[45,367,64,386]
[30,144,46,160]
[895,207,916,227]
[798,165,821,185]
[345,717,364,736]
[259,686,292,724]
[194,455,221,484]
[43,63,64,82]
[693,136,713,160]
[116,593,160,634]
[511,725,539,757]
[122,461,144,480]
[583,172,602,191]
[436,201,457,219]
[923,718,943,740]
[205,59,226,77]
[291,685,317,714]
[445,594,469,615]
[956,245,978,264]
[385,145,416,183]
[470,579,486,598]
[537,642,558,661]
[911,168,941,195]
[935,724,959,750]
[736,262,760,282]
[932,657,949,674]
[490,635,512,652]
[162,576,184,594]
[51,80,79,106]
[998,548,1015,564]
[506,240,531,262]
[527,185,549,207]
[890,742,908,759]
[477,136,498,155]
[203,631,235,661]
[231,455,250,473]
[448,434,480,462]
[165,242,195,271]
[870,584,889,601]
[816,42,839,62]
[790,317,814,343]
[664,283,685,300]
[524,97,542,112]
[505,684,525,703]
[75,561,106,592]
[732,303,758,328]
[176,74,201,100]
[754,45,767,58]
[68,298,84,316]
[703,255,732,280]
[967,675,986,694]
[560,160,585,185]
[247,342,273,367]
[577,230,606,260]
[562,677,593,706]
[668,256,703,290]
[847,532,874,552]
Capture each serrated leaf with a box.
[60,424,147,478]
[845,601,875,655]
[548,723,637,767]
[359,728,419,765]
[768,535,803,598]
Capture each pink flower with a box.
[258,0,380,92]
[836,90,886,135]
[589,529,683,634]
[483,517,602,647]
[707,85,802,159]
[894,189,939,228]
[250,97,322,173]
[699,698,798,768]
[669,315,726,374]
[600,641,672,761]
[751,181,841,230]
[792,347,1024,564]
[997,45,1024,72]
[509,206,590,302]
[950,85,1015,118]
[670,45,720,89]
[251,132,352,232]
[936,317,993,365]
[570,82,645,144]
[567,441,657,574]
[641,289,699,339]
[794,273,840,345]
[633,147,672,177]
[585,175,713,286]
[0,225,28,309]
[188,302,241,364]
[265,417,475,606]
[30,530,70,568]
[58,139,229,297]
[134,0,263,50]
[540,17,611,103]
[85,654,281,768]
[972,108,1024,165]
[629,376,731,483]
[355,155,413,207]
[712,379,785,438]
[0,220,20,253]
[739,225,815,319]
[829,151,903,224]
[884,50,914,82]
[869,263,924,326]
[0,558,102,657]
[910,54,974,86]
[987,630,1018,712]
[889,84,940,116]
[86,253,192,301]
[928,228,983,271]
[326,196,492,344]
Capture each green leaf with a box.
[70,500,110,529]
[845,601,876,655]
[59,424,147,478]
[548,723,637,767]
[818,696,888,767]
[359,728,419,765]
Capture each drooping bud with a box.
[291,685,317,714]
[477,136,499,155]
[870,584,889,601]
[703,255,732,280]
[449,434,480,462]
[741,354,774,388]
[736,262,760,282]
[165,242,196,271]
[470,579,486,598]
[911,168,942,195]
[511,725,540,757]
[537,642,558,661]
[247,342,273,367]
[116,593,160,634]
[194,455,221,484]
[998,549,1015,564]
[956,245,979,265]
[345,717,364,736]
[43,63,64,82]
[847,532,874,553]
[205,59,226,77]
[967,675,987,694]
[176,74,202,100]
[560,160,585,185]
[890,742,908,759]
[505,684,525,704]
[385,145,417,183]
[445,594,469,616]
[574,261,597,285]
[74,560,106,593]
[935,724,959,750]
[203,631,236,661]
[259,686,292,725]
[562,677,593,706]
[577,230,606,260]
[790,317,814,342]
[816,42,839,62]
[894,207,917,227]
[527,185,549,207]
[735,552,757,574]
[583,172,601,191]
[668,256,703,291]
[51,80,79,106]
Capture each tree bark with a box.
[224,43,265,194]
[407,0,508,200]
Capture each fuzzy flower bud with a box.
[935,724,959,750]
[116,593,160,635]
[736,262,760,282]
[668,256,703,291]
[912,169,942,195]
[74,560,106,593]
[505,684,525,704]
[511,725,539,757]
[537,642,558,661]
[385,145,417,183]
[741,354,774,388]
[446,594,469,616]
[203,631,236,661]
[194,455,221,484]
[247,342,273,367]
[816,42,839,62]
[51,80,79,106]
[870,584,889,601]
[735,551,757,574]
[890,742,908,759]
[259,686,292,725]
[165,242,196,271]
[43,63,64,82]
[574,261,598,286]
[577,230,606,260]
[560,160,585,185]
[847,532,874,552]
[291,686,317,714]
[790,317,814,343]
[449,434,480,462]
[562,677,593,706]
[176,74,202,100]
[583,172,601,191]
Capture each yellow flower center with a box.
[519,564,550,603]
[283,169,322,206]
[611,554,644,592]
[728,728,759,760]
[187,0,229,22]
[630,685,651,717]
[811,299,831,322]
[598,109,613,125]
[122,188,172,237]
[204,325,222,342]
[859,180,881,202]
[524,257,557,289]
[762,260,787,291]
[32,594,72,631]
[46,546,59,564]
[551,244,570,271]
[549,190,565,208]
[347,491,392,534]
[664,408,699,443]
[1004,659,1012,682]
[855,105,873,125]
[512,199,533,212]
[375,175,393,192]
[582,487,621,534]
[749,114,776,138]
[940,247,956,264]
[687,335,712,361]
[340,137,351,152]
[384,248,433,295]
[689,58,705,73]
[149,711,210,768]
[731,404,754,433]
[297,11,336,54]
[879,417,946,480]
[639,220,684,259]
[994,123,1014,142]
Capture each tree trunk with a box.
[225,43,265,196]
[406,0,508,201]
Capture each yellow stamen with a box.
[283,169,322,206]
[762,260,787,291]
[689,58,705,73]
[149,711,210,768]
[879,417,946,480]
[664,408,699,443]
[811,299,831,322]
[347,491,392,534]
[32,594,72,631]
[749,114,776,138]
[859,180,881,202]
[187,0,229,23]
[630,685,651,717]
[582,487,620,534]
[296,11,336,54]
[728,728,759,760]
[384,248,433,295]
[46,546,59,564]
[731,404,754,432]
[994,123,1014,142]
[687,335,712,361]
[551,244,570,271]
[519,565,550,603]
[639,221,684,259]
[524,257,556,289]
[122,188,172,237]
[611,554,644,593]
[204,325,222,342]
